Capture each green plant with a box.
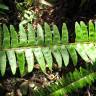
[35,65,96,96]
[0,20,95,75]
[0,19,96,95]
[0,3,9,14]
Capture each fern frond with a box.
[0,43,95,75]
[0,20,96,75]
[35,66,96,96]
[0,21,96,49]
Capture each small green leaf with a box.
[3,24,10,48]
[44,23,52,45]
[7,50,17,75]
[75,22,83,42]
[37,24,44,45]
[42,47,53,70]
[33,48,46,73]
[73,69,80,80]
[60,45,69,66]
[75,44,89,62]
[25,48,34,73]
[67,45,78,66]
[89,20,96,41]
[19,24,27,46]
[62,23,68,43]
[16,49,25,76]
[53,25,60,44]
[10,25,18,48]
[52,46,62,68]
[80,21,88,42]
[0,51,6,76]
[84,44,96,63]
[27,23,35,45]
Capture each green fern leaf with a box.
[89,20,96,41]
[37,24,44,45]
[3,24,10,48]
[80,21,88,42]
[0,51,6,76]
[6,50,17,75]
[75,22,83,42]
[83,43,96,63]
[19,24,27,46]
[73,69,81,80]
[75,44,90,62]
[43,67,96,96]
[25,48,34,73]
[53,25,60,44]
[42,47,53,70]
[44,23,52,45]
[10,25,18,48]
[27,23,35,45]
[16,49,25,76]
[33,48,46,73]
[67,45,78,66]
[60,45,69,67]
[52,46,62,68]
[62,23,68,43]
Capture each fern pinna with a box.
[0,20,96,95]
[34,65,96,96]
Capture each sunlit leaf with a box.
[37,24,44,45]
[10,25,18,48]
[80,21,88,42]
[53,25,60,44]
[52,46,62,68]
[75,44,89,62]
[25,48,34,73]
[27,23,35,45]
[42,47,53,70]
[62,23,68,43]
[60,45,69,66]
[44,23,52,45]
[75,22,83,42]
[3,24,10,48]
[33,48,46,73]
[16,49,25,76]
[7,50,17,75]
[84,43,96,63]
[67,45,78,66]
[89,20,96,41]
[19,24,27,46]
[0,51,6,76]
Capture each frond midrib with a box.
[0,42,96,51]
